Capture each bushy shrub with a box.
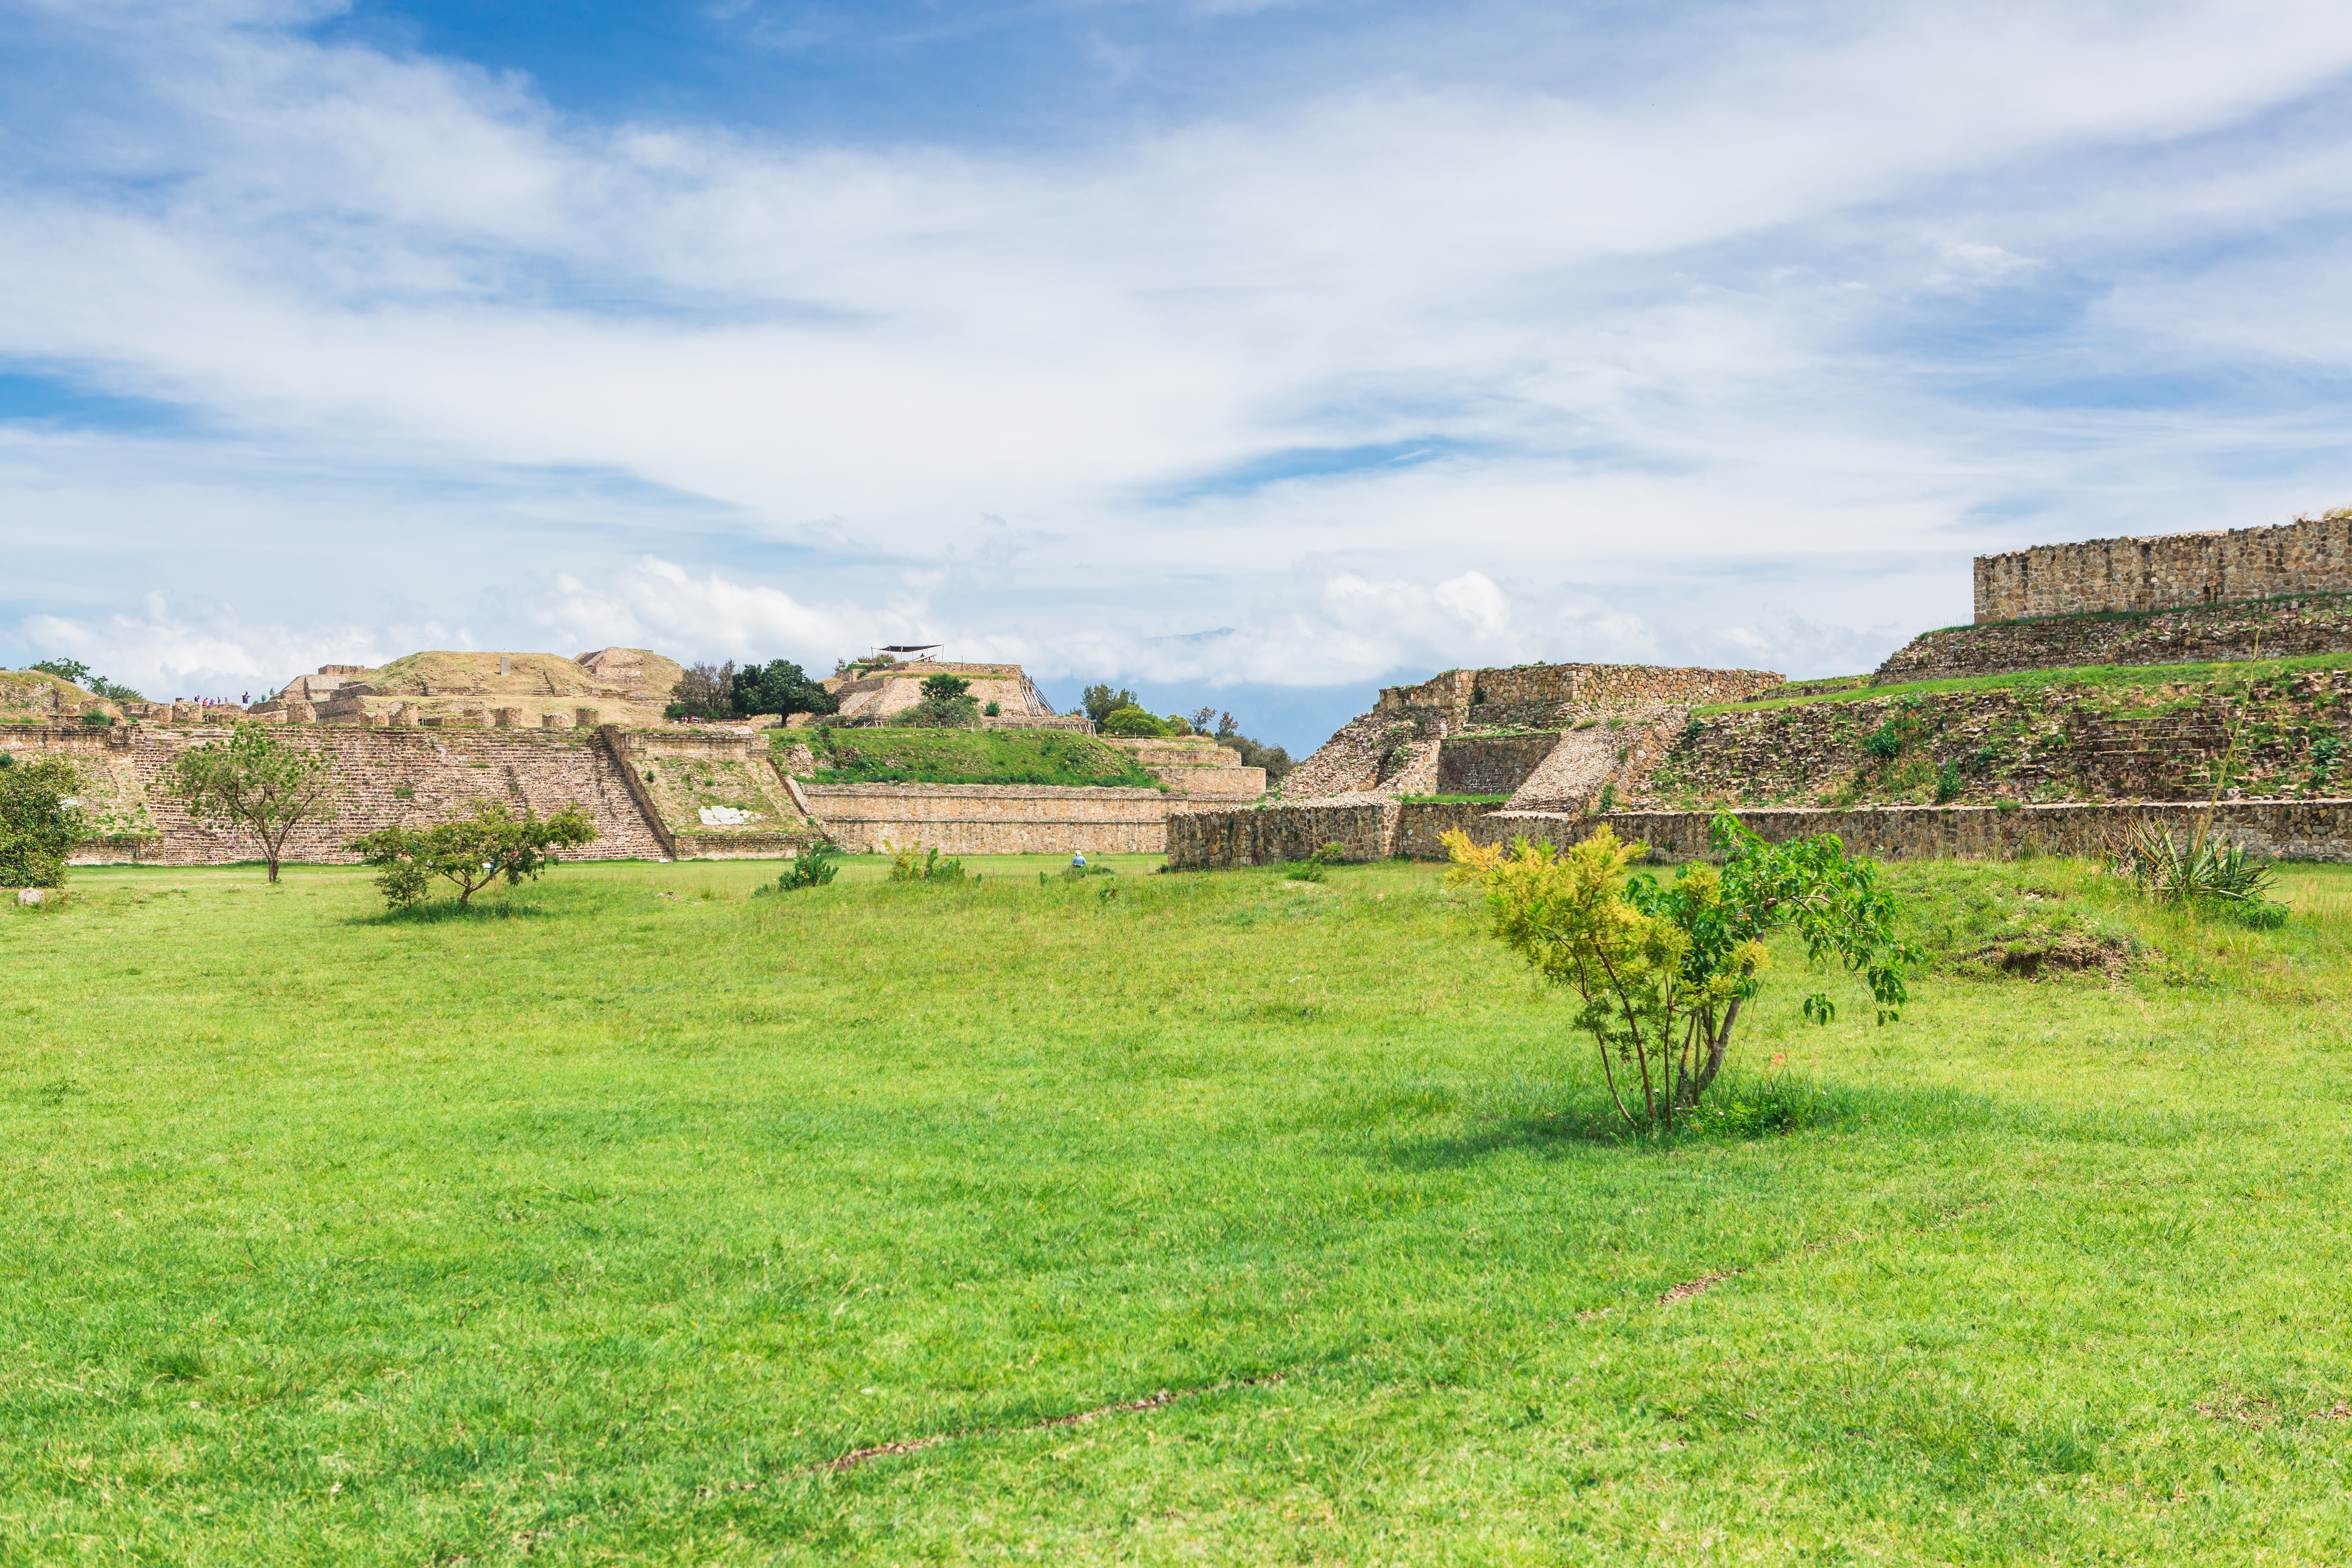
[1101,708,1164,738]
[0,755,82,888]
[889,697,981,729]
[887,842,967,882]
[758,841,840,892]
[984,701,1001,717]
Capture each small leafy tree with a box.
[29,658,91,685]
[166,722,340,884]
[349,800,599,909]
[1443,812,1917,1132]
[1081,684,1139,724]
[732,659,839,720]
[0,755,84,888]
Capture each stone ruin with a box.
[1276,660,1784,814]
[817,658,1089,730]
[9,645,1264,867]
[1974,510,2352,624]
[249,647,687,731]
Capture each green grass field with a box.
[7,850,2352,1563]
[1700,649,2352,714]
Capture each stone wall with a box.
[1975,513,2352,623]
[1169,794,2352,866]
[1374,662,1779,715]
[1877,594,2352,684]
[53,724,670,866]
[1165,797,1396,867]
[1099,736,1267,798]
[1435,734,1559,796]
[1468,800,2352,865]
[1392,800,1503,860]
[800,782,1174,854]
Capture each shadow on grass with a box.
[1383,1069,2234,1168]
[346,898,555,926]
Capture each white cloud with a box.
[7,0,2352,715]
[21,591,402,699]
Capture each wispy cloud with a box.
[7,0,2352,741]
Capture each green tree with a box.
[732,659,839,719]
[1081,684,1139,724]
[29,658,90,686]
[667,661,738,720]
[1101,707,1165,738]
[0,755,84,888]
[890,673,981,729]
[349,800,599,909]
[1443,812,1916,1131]
[166,722,341,884]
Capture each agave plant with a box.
[2107,818,2285,927]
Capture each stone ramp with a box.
[1278,712,1392,798]
[1504,706,1689,813]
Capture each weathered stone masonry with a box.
[803,783,1174,855]
[1975,513,2352,623]
[55,725,670,865]
[1166,797,2352,867]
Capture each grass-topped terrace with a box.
[781,726,1164,788]
[7,850,2352,1559]
[1699,649,2352,714]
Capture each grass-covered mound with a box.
[1701,648,2352,714]
[1647,654,2352,809]
[7,852,2352,1559]
[785,726,1163,788]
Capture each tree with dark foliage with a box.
[731,659,839,719]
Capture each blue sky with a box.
[7,0,2352,751]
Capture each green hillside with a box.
[781,727,1163,788]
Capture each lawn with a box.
[6,849,2352,1563]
